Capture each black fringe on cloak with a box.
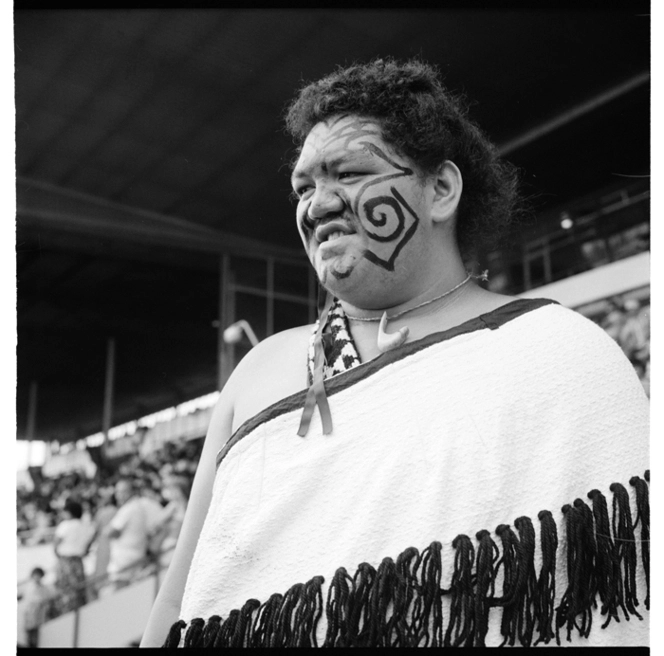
[163,472,649,648]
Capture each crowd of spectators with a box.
[17,438,203,646]
[594,295,650,396]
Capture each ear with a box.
[429,160,463,225]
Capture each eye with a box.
[291,185,313,201]
[338,171,363,180]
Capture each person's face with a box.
[291,115,440,309]
[115,481,132,506]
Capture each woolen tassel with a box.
[323,567,354,647]
[514,515,538,647]
[162,619,186,647]
[534,509,557,646]
[494,523,520,646]
[587,488,626,626]
[610,482,642,619]
[444,534,476,647]
[215,608,240,647]
[630,473,650,609]
[556,501,596,643]
[410,542,444,647]
[182,617,205,647]
[201,615,222,647]
[348,563,376,646]
[233,598,260,647]
[474,529,499,646]
[250,593,283,647]
[393,547,420,646]
[294,575,325,647]
[366,557,398,647]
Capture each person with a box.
[105,478,162,591]
[53,498,94,615]
[140,59,649,648]
[21,567,55,648]
[88,486,118,599]
[618,298,649,367]
[152,474,190,568]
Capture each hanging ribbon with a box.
[297,288,334,437]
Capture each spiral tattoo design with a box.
[351,142,420,271]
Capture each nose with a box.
[307,183,345,222]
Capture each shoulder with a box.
[54,521,68,536]
[111,501,133,523]
[224,323,314,433]
[519,301,623,352]
[508,300,644,392]
[225,323,313,395]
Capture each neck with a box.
[340,269,474,322]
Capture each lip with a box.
[314,220,355,243]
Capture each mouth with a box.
[314,221,355,244]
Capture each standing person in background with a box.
[153,475,191,569]
[53,499,94,614]
[88,487,117,599]
[21,567,55,648]
[106,478,160,591]
[141,58,649,648]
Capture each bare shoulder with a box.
[225,323,314,433]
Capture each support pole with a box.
[217,254,229,390]
[217,255,238,389]
[26,381,38,465]
[102,338,116,451]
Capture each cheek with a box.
[357,182,413,241]
[356,180,423,272]
[296,204,314,242]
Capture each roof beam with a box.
[498,71,650,156]
[16,176,306,263]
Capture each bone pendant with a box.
[377,312,409,353]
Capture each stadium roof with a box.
[15,6,650,443]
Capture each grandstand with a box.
[15,8,649,648]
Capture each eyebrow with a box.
[291,151,372,185]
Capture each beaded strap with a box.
[307,299,362,386]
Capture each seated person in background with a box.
[141,58,649,648]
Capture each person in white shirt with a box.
[53,499,93,614]
[106,478,162,590]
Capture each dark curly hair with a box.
[285,58,521,257]
[64,499,83,519]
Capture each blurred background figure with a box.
[104,477,162,592]
[88,486,118,600]
[27,501,55,546]
[53,499,94,615]
[619,298,649,364]
[21,566,55,648]
[154,474,190,568]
